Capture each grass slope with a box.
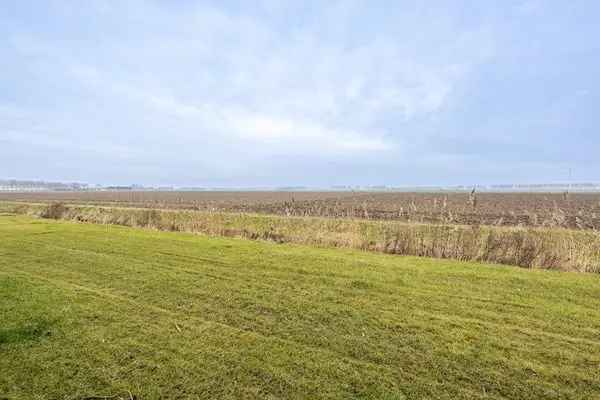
[1,215,600,399]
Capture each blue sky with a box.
[1,1,599,187]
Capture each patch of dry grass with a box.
[2,201,599,272]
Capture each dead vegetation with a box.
[40,202,66,219]
[6,201,598,273]
[2,191,600,230]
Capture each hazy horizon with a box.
[2,1,599,186]
[2,177,599,191]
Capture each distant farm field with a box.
[1,191,600,230]
[1,215,600,399]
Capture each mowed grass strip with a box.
[1,216,599,399]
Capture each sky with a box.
[1,0,599,187]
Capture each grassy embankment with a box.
[1,214,600,399]
[2,201,600,272]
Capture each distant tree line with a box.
[0,179,88,191]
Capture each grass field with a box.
[1,215,600,399]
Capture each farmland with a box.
[2,215,600,399]
[1,191,600,230]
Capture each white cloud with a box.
[14,2,488,152]
[2,1,519,184]
[143,91,389,153]
[69,59,392,154]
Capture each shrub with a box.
[41,202,67,219]
[136,209,161,228]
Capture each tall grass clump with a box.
[40,202,67,219]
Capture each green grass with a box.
[1,216,600,399]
